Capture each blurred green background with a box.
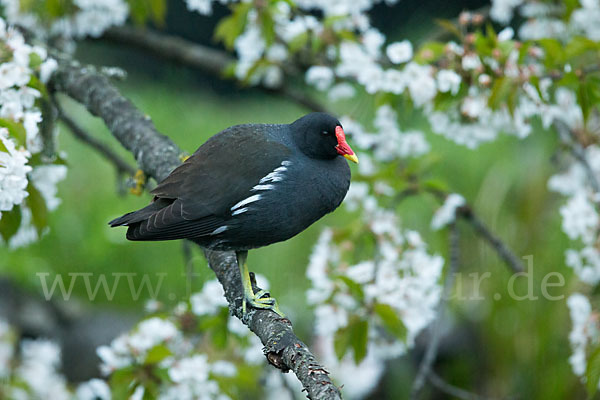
[0,1,587,398]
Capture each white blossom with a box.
[306,66,335,91]
[490,0,524,23]
[169,355,210,383]
[0,128,31,213]
[431,194,465,230]
[566,247,600,286]
[76,379,112,400]
[559,191,598,245]
[185,0,214,15]
[190,280,228,316]
[567,293,595,376]
[497,27,515,41]
[30,165,67,211]
[436,69,461,95]
[404,62,436,106]
[17,339,70,400]
[328,83,356,101]
[211,360,237,377]
[461,54,482,70]
[386,40,413,64]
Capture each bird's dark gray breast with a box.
[206,155,350,251]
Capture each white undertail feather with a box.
[210,225,228,235]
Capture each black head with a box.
[290,112,358,163]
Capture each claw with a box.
[237,251,285,317]
[254,289,271,300]
[244,290,283,316]
[130,169,146,196]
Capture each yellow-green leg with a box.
[236,251,285,317]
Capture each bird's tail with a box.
[108,198,173,227]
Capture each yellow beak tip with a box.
[344,154,359,164]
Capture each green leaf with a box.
[29,52,43,69]
[434,19,462,40]
[586,345,600,397]
[578,81,591,125]
[145,344,172,365]
[423,179,449,193]
[414,41,446,64]
[337,276,365,301]
[558,71,579,88]
[28,153,68,167]
[260,10,276,46]
[485,23,497,43]
[333,324,351,360]
[0,205,22,242]
[565,36,600,60]
[374,303,407,341]
[334,316,369,363]
[45,0,74,18]
[214,3,252,50]
[518,41,532,63]
[125,0,166,26]
[149,0,167,26]
[288,32,309,53]
[564,0,580,18]
[0,118,27,146]
[529,75,544,101]
[28,75,49,99]
[127,0,148,25]
[349,317,368,363]
[109,366,137,400]
[538,39,564,68]
[26,183,48,236]
[488,77,514,110]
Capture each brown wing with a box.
[111,124,291,241]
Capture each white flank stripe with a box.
[231,194,261,211]
[258,160,291,184]
[230,161,291,216]
[211,226,228,235]
[252,184,275,191]
[232,207,248,216]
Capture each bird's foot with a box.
[130,169,146,196]
[243,289,285,317]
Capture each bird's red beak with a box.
[335,126,359,164]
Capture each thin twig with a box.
[458,206,524,274]
[103,26,326,113]
[425,188,524,274]
[50,62,342,400]
[427,371,491,400]
[411,221,460,399]
[56,104,137,176]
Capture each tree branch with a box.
[422,187,524,274]
[56,104,137,176]
[102,26,326,113]
[205,250,342,400]
[427,371,492,400]
[49,61,342,400]
[458,206,525,274]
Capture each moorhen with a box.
[110,112,358,316]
